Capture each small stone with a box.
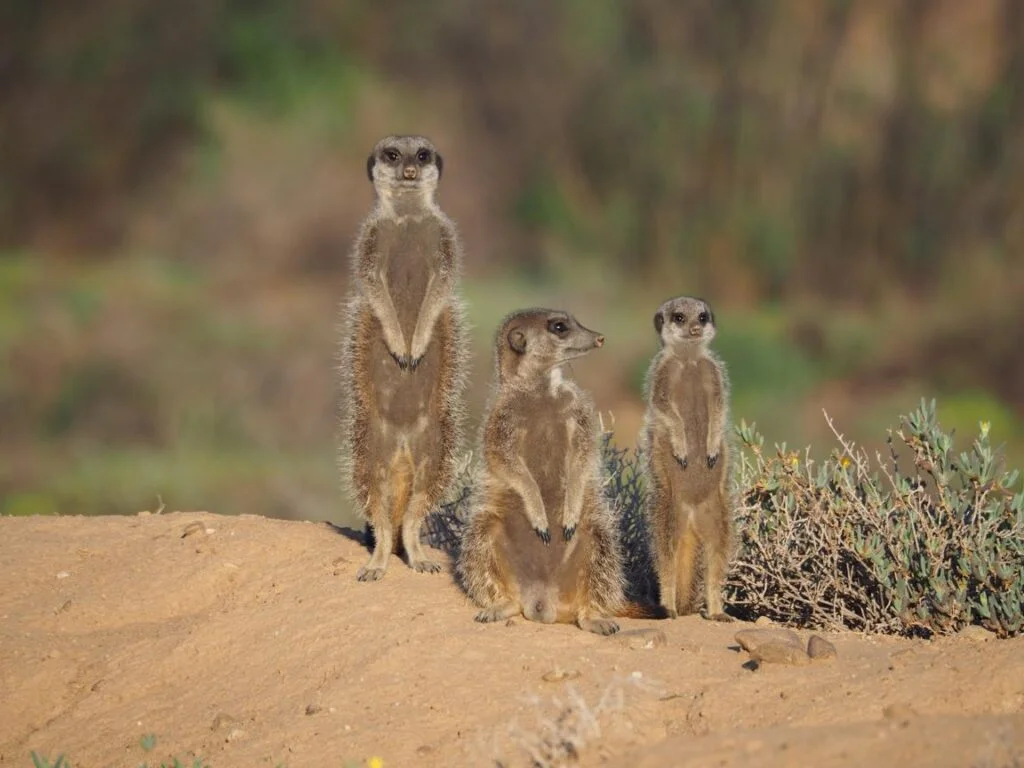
[181,521,206,539]
[749,641,810,666]
[211,713,237,731]
[958,625,995,642]
[416,745,433,757]
[542,668,581,683]
[56,571,70,580]
[55,599,72,615]
[807,635,837,661]
[304,704,321,716]
[755,616,773,626]
[616,628,667,650]
[225,728,245,743]
[734,628,803,653]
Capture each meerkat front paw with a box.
[674,454,689,470]
[706,453,719,469]
[408,355,424,372]
[562,524,576,542]
[534,527,551,544]
[389,350,411,370]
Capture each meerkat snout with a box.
[594,335,605,347]
[403,165,418,180]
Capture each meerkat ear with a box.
[435,153,443,179]
[507,328,527,354]
[653,313,664,334]
[366,154,375,182]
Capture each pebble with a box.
[957,625,995,642]
[615,628,667,650]
[735,628,810,666]
[807,634,838,661]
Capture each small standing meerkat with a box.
[337,134,469,581]
[457,309,666,635]
[641,295,733,620]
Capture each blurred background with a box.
[1,0,1021,525]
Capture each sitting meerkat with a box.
[456,308,666,635]
[641,295,734,620]
[337,135,469,581]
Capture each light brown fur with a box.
[456,309,666,635]
[641,296,734,620]
[337,135,469,581]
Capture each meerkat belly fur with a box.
[337,135,469,582]
[457,309,666,635]
[641,296,734,620]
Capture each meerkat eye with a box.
[383,149,400,163]
[672,313,685,324]
[416,149,432,164]
[698,311,709,324]
[547,319,569,336]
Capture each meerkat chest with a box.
[377,218,441,285]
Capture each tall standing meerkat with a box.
[641,296,733,620]
[337,134,469,581]
[457,309,666,635]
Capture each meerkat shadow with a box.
[329,483,472,559]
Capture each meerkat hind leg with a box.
[695,495,733,622]
[401,493,443,574]
[357,492,394,582]
[475,601,521,623]
[577,615,620,636]
[651,490,680,618]
[675,522,700,615]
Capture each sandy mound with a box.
[1,512,1022,767]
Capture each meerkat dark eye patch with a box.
[366,154,375,182]
[435,153,443,179]
[416,149,432,164]
[383,149,400,163]
[698,311,709,325]
[547,319,569,336]
[672,313,685,324]
[654,313,664,334]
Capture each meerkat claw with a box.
[411,559,443,574]
[706,454,718,469]
[409,355,424,371]
[675,454,688,470]
[534,527,551,545]
[356,566,386,582]
[389,350,410,370]
[563,524,576,542]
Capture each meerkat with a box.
[456,309,666,635]
[641,295,733,620]
[337,134,469,581]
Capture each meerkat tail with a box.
[616,602,671,620]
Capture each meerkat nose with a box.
[689,326,702,336]
[403,166,418,180]
[594,335,605,347]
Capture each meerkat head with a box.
[366,135,443,208]
[496,308,605,384]
[654,296,716,349]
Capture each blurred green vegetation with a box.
[1,1,1021,520]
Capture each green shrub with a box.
[730,399,1023,637]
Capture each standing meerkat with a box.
[337,134,469,581]
[457,309,666,635]
[641,295,733,620]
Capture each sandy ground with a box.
[1,512,1022,768]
